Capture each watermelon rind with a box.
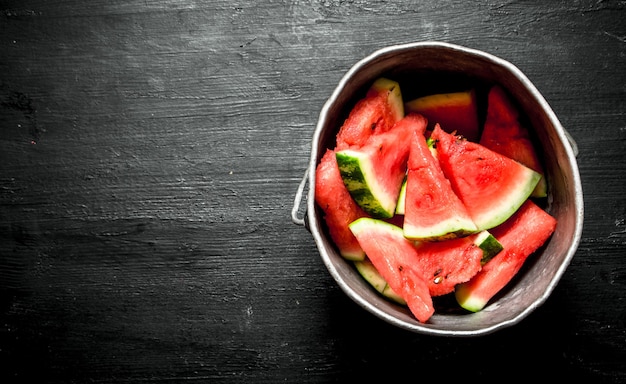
[394,176,408,215]
[314,149,368,261]
[454,200,557,313]
[404,218,477,242]
[474,230,503,265]
[454,285,486,313]
[432,126,542,231]
[336,114,424,219]
[402,129,478,241]
[354,259,406,305]
[336,150,397,218]
[480,85,547,199]
[349,217,435,322]
[335,78,405,150]
[470,166,541,231]
[405,89,480,141]
[368,77,404,123]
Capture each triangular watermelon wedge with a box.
[431,124,541,231]
[335,77,404,150]
[479,85,547,198]
[314,149,369,260]
[455,200,557,312]
[349,218,435,323]
[403,126,477,241]
[336,113,427,218]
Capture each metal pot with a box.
[292,41,583,336]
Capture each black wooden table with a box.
[1,1,625,383]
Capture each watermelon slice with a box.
[349,218,435,323]
[335,77,404,150]
[354,259,406,305]
[431,125,541,231]
[411,232,487,297]
[405,89,480,141]
[315,78,405,259]
[479,85,547,198]
[403,126,477,241]
[455,200,557,312]
[314,149,369,260]
[394,175,408,215]
[367,77,405,122]
[354,226,502,299]
[336,113,428,218]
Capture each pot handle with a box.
[291,167,310,228]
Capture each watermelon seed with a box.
[433,268,443,284]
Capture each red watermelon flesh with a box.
[431,124,541,231]
[455,200,557,312]
[315,149,369,260]
[412,234,484,297]
[479,85,547,197]
[403,125,477,241]
[404,90,480,142]
[349,218,435,323]
[335,81,402,150]
[364,113,428,198]
[482,85,519,124]
[336,113,427,218]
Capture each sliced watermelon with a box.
[431,125,541,231]
[403,126,477,241]
[367,77,405,123]
[479,85,547,198]
[335,78,404,150]
[349,218,435,323]
[354,259,406,305]
[405,89,480,141]
[474,230,504,265]
[314,149,369,260]
[411,232,486,297]
[394,174,408,215]
[336,113,427,218]
[353,225,501,301]
[455,200,557,312]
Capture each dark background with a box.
[1,1,625,383]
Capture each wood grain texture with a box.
[1,0,625,383]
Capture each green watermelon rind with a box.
[471,167,541,231]
[336,150,398,219]
[474,230,504,265]
[403,216,478,242]
[354,259,406,305]
[349,219,502,312]
[454,285,486,313]
[394,176,407,215]
[432,125,543,232]
[369,77,405,123]
[402,130,478,241]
